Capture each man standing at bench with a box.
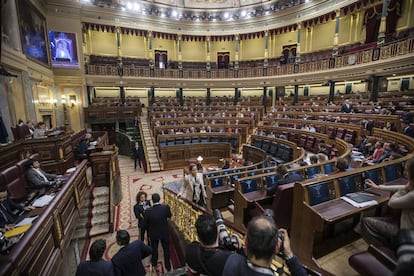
[26,158,59,189]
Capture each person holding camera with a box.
[185,213,244,276]
[223,215,307,276]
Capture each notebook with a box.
[341,192,378,208]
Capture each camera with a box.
[213,209,239,251]
[263,209,285,259]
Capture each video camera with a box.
[263,209,285,259]
[213,209,239,251]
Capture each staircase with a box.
[73,185,111,238]
[139,108,161,172]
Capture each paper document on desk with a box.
[66,167,76,174]
[15,216,38,227]
[341,194,378,208]
[32,195,55,207]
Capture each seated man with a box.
[266,164,303,196]
[26,158,59,188]
[0,186,34,229]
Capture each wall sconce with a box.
[69,95,77,108]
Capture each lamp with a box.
[197,156,203,162]
[69,95,77,108]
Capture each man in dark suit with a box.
[142,193,172,272]
[25,158,59,188]
[132,141,144,170]
[76,239,114,276]
[402,121,414,138]
[0,186,34,229]
[266,164,303,196]
[340,99,354,113]
[111,230,152,276]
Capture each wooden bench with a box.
[290,155,412,272]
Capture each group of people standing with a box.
[76,193,172,276]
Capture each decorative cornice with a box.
[47,0,362,36]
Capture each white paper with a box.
[66,167,76,174]
[341,196,378,208]
[32,195,55,207]
[15,216,38,227]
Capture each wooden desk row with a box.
[265,111,402,132]
[157,133,242,156]
[148,105,265,114]
[149,110,262,121]
[290,155,413,273]
[84,106,142,122]
[255,127,352,158]
[153,124,250,145]
[150,116,256,131]
[0,160,89,276]
[205,140,304,212]
[161,143,232,170]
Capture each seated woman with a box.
[332,157,353,173]
[356,158,414,248]
[178,163,207,206]
[33,122,46,138]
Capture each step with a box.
[91,213,109,226]
[92,196,109,207]
[79,208,90,219]
[91,204,109,216]
[72,228,89,240]
[93,186,109,198]
[89,223,110,237]
[76,217,91,230]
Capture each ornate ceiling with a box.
[47,0,360,35]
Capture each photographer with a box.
[185,212,244,276]
[223,215,307,276]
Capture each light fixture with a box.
[69,95,77,108]
[197,156,203,162]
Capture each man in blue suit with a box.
[111,230,152,276]
[142,193,172,272]
[266,164,303,196]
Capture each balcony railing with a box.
[86,37,414,79]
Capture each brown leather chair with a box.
[349,245,396,276]
[1,165,28,201]
[249,182,295,231]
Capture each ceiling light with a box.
[241,10,247,17]
[223,12,229,19]
[172,10,178,17]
